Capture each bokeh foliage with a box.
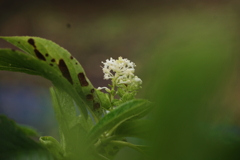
[0,115,53,160]
[140,9,238,160]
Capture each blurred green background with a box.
[0,0,240,159]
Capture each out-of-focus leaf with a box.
[143,10,237,160]
[114,119,151,139]
[50,87,88,159]
[86,99,151,147]
[109,140,149,156]
[0,115,53,160]
[94,119,151,159]
[18,124,39,137]
[40,136,64,160]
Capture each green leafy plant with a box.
[0,36,151,160]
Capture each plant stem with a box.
[94,135,120,149]
[109,79,116,110]
[109,140,148,156]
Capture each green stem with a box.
[95,153,111,160]
[109,79,116,110]
[94,135,120,149]
[109,140,148,156]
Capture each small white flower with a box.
[134,76,142,84]
[97,56,143,111]
[102,57,136,78]
[99,56,142,93]
[97,87,111,92]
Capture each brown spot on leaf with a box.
[45,53,49,57]
[70,56,73,59]
[58,59,73,84]
[78,73,89,86]
[28,38,36,48]
[90,89,95,93]
[51,59,55,62]
[50,64,53,66]
[86,94,93,100]
[34,49,46,61]
[11,49,15,52]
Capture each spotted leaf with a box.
[0,36,104,120]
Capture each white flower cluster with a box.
[98,57,142,91]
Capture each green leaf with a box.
[50,87,89,159]
[0,36,105,121]
[0,47,89,119]
[0,115,53,160]
[94,89,111,110]
[114,119,151,139]
[122,93,135,101]
[40,136,64,160]
[117,88,125,98]
[86,99,151,147]
[18,124,39,137]
[112,99,119,106]
[50,87,78,130]
[95,138,126,160]
[0,49,43,75]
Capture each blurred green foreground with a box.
[139,8,239,160]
